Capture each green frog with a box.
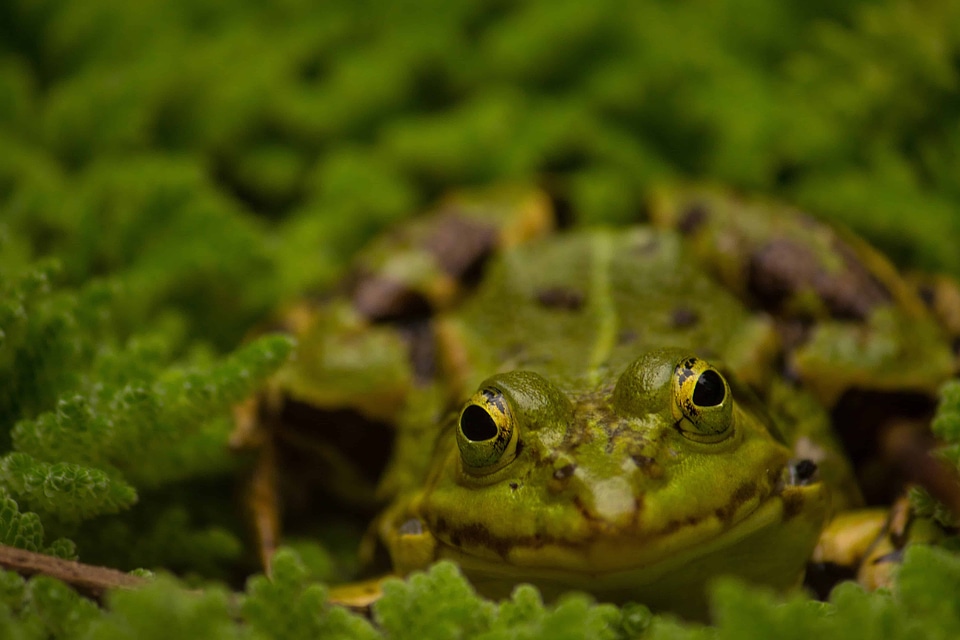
[233,185,958,618]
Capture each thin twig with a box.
[0,544,147,601]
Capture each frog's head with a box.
[384,348,829,616]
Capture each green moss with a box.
[0,454,137,523]
[0,256,292,565]
[0,490,75,558]
[1,548,960,638]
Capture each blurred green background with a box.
[2,0,960,635]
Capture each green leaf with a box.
[0,489,75,555]
[0,453,137,523]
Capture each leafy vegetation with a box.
[2,0,960,636]
[2,547,960,639]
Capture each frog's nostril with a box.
[791,459,819,485]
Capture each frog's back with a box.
[444,227,765,394]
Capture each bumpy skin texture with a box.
[261,185,956,618]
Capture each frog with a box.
[232,184,959,619]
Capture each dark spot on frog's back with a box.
[747,238,891,321]
[424,213,499,285]
[917,283,937,307]
[670,306,700,328]
[678,202,709,235]
[349,271,433,322]
[535,287,585,311]
[746,241,809,312]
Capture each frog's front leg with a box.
[810,495,943,594]
[324,493,443,608]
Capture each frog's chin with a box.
[440,480,829,618]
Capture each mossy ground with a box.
[2,0,960,637]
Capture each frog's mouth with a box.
[434,460,829,606]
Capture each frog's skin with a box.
[239,186,957,618]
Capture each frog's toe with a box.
[857,540,902,591]
[328,574,394,611]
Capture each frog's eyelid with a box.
[480,387,508,413]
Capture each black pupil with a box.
[692,370,725,407]
[460,405,498,441]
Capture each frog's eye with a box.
[672,358,734,442]
[457,387,519,474]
